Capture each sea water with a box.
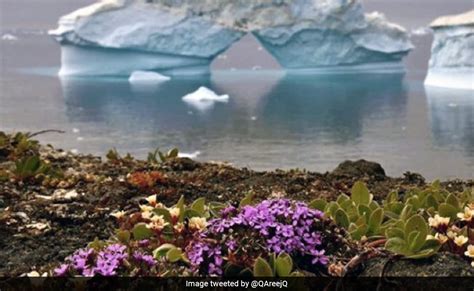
[0,0,473,180]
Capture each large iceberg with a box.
[424,10,474,90]
[50,0,413,76]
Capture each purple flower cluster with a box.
[54,244,128,277]
[133,251,157,267]
[187,241,224,276]
[186,199,328,275]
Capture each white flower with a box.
[139,205,154,213]
[110,210,126,219]
[454,235,468,247]
[141,211,153,220]
[447,230,457,239]
[147,215,168,230]
[457,207,474,222]
[188,217,207,230]
[465,245,474,258]
[174,222,185,232]
[169,207,180,219]
[428,214,450,228]
[427,233,448,244]
[146,194,157,205]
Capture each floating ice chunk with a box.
[2,34,18,41]
[178,151,201,159]
[425,68,474,90]
[182,87,229,103]
[410,26,432,36]
[128,71,171,84]
[72,128,80,133]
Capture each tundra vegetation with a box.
[0,131,472,278]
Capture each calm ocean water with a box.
[1,0,473,179]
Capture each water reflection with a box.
[60,71,408,147]
[426,86,474,157]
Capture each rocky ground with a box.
[0,135,473,277]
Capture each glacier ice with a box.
[424,10,474,90]
[128,71,171,84]
[50,0,413,75]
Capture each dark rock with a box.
[361,253,474,277]
[332,160,386,179]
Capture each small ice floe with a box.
[410,26,432,36]
[70,149,79,154]
[182,87,229,111]
[257,46,264,51]
[182,86,229,103]
[250,116,257,121]
[448,102,458,108]
[72,128,80,133]
[128,71,171,84]
[178,151,201,159]
[217,54,228,59]
[252,65,262,70]
[77,136,84,141]
[1,33,18,41]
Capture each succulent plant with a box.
[385,214,441,258]
[253,253,301,277]
[13,155,56,181]
[147,147,179,164]
[315,182,385,240]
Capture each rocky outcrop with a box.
[424,10,474,90]
[50,0,413,76]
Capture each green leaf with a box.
[335,209,350,228]
[386,227,405,239]
[153,243,177,258]
[385,237,408,256]
[325,202,339,218]
[336,194,350,205]
[358,204,372,223]
[351,182,371,205]
[183,208,202,219]
[445,194,460,209]
[253,257,274,277]
[309,199,327,211]
[275,253,293,277]
[208,202,226,217]
[368,208,383,234]
[399,205,413,221]
[191,197,206,214]
[152,208,172,223]
[404,215,427,252]
[176,195,185,222]
[405,248,437,259]
[166,247,183,263]
[239,192,254,208]
[438,203,458,220]
[132,223,153,240]
[168,148,179,158]
[350,224,368,240]
[116,229,130,244]
[386,191,398,203]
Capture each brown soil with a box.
[0,144,473,276]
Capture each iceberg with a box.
[50,0,413,75]
[424,10,474,90]
[182,87,229,103]
[128,71,170,84]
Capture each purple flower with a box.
[186,198,328,275]
[311,249,329,265]
[133,251,157,267]
[54,264,69,277]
